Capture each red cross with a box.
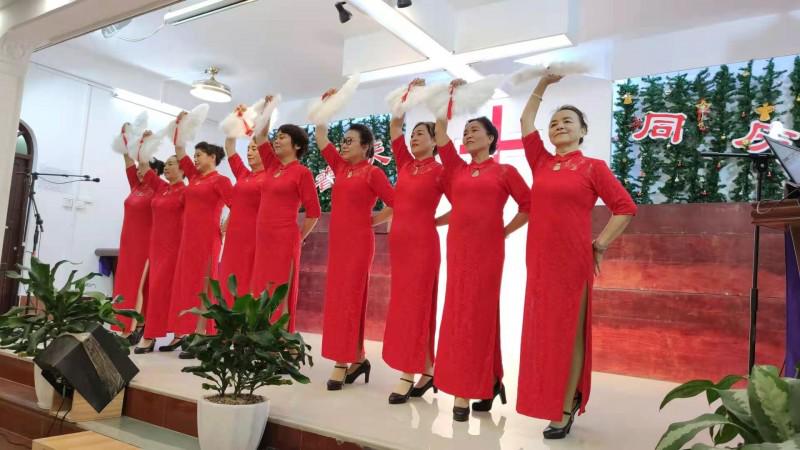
[459,104,523,162]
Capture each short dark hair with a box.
[347,123,375,158]
[466,116,498,154]
[148,158,165,175]
[277,124,309,159]
[412,121,437,155]
[195,141,225,165]
[555,105,588,144]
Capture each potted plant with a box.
[0,257,141,409]
[655,365,800,450]
[181,274,312,450]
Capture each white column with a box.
[0,36,33,248]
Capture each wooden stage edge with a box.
[0,352,362,450]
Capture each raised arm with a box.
[521,74,562,136]
[174,111,189,161]
[253,95,275,146]
[124,156,137,190]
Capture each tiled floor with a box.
[129,333,714,450]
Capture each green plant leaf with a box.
[661,380,716,410]
[227,274,238,299]
[708,375,746,404]
[749,366,795,442]
[787,379,800,431]
[655,413,740,450]
[209,279,226,309]
[689,444,720,450]
[718,389,757,430]
[740,433,800,449]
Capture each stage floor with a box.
[128,333,712,450]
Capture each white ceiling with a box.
[30,0,800,108]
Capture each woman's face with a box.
[273,131,299,160]
[340,129,368,163]
[548,109,585,148]
[410,124,435,158]
[247,140,263,169]
[164,156,183,183]
[194,149,216,172]
[462,121,493,156]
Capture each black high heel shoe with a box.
[133,340,155,354]
[127,326,144,346]
[388,378,415,404]
[158,336,185,352]
[543,392,582,439]
[453,404,470,422]
[344,359,371,384]
[409,374,438,397]
[327,365,349,391]
[472,380,507,412]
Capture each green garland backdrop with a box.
[612,55,800,204]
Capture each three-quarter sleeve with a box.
[125,165,138,190]
[227,153,250,181]
[590,161,637,216]
[391,135,413,170]
[142,170,168,193]
[321,142,347,175]
[257,141,279,171]
[298,168,322,219]
[214,175,234,207]
[503,165,531,213]
[522,131,553,172]
[179,155,199,180]
[436,139,467,170]
[367,167,395,208]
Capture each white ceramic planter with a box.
[33,364,55,410]
[197,395,270,450]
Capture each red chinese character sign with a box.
[371,141,391,166]
[732,120,800,153]
[631,112,687,145]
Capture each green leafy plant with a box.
[0,257,142,356]
[656,365,800,450]
[181,274,312,404]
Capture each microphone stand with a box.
[700,151,771,374]
[20,172,99,311]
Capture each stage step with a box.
[79,417,199,450]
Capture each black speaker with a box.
[33,323,139,412]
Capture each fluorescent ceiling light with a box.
[113,89,183,116]
[360,60,443,83]
[165,0,257,26]
[348,0,572,87]
[455,34,572,65]
[347,0,451,60]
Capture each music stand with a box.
[701,138,800,373]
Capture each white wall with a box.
[19,64,239,294]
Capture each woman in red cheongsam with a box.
[517,74,636,439]
[135,156,186,354]
[218,133,266,300]
[314,89,395,390]
[168,124,232,359]
[383,88,450,404]
[433,80,531,422]
[113,144,163,339]
[250,105,321,331]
